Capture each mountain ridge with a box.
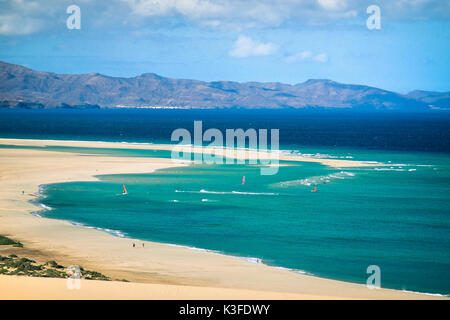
[0,61,448,111]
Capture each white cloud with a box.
[120,0,362,29]
[0,0,61,35]
[0,0,449,36]
[284,51,329,63]
[317,0,348,11]
[120,0,450,28]
[313,53,329,63]
[122,0,226,19]
[0,14,42,35]
[229,35,278,58]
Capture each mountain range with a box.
[0,61,448,111]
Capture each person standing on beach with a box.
[132,243,135,248]
[142,243,145,248]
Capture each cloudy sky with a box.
[0,0,449,92]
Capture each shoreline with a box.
[0,138,379,168]
[27,180,340,286]
[32,213,449,298]
[0,138,446,299]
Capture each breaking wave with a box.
[69,221,126,238]
[271,171,355,188]
[175,189,278,196]
[279,150,354,159]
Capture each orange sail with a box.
[122,184,127,195]
[242,175,245,185]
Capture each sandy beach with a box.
[0,138,377,168]
[0,138,445,299]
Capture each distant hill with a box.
[0,61,447,111]
[406,90,450,110]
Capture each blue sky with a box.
[0,0,449,93]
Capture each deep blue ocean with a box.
[1,109,449,295]
[0,109,449,153]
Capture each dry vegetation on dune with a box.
[0,234,112,281]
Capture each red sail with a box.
[311,187,317,192]
[123,184,127,194]
[242,175,245,185]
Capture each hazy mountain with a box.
[0,61,443,111]
[406,90,450,110]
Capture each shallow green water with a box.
[33,146,450,295]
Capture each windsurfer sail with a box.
[122,184,128,195]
